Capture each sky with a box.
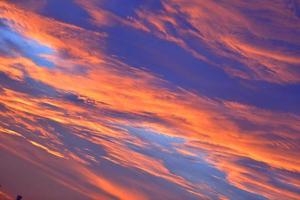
[0,0,300,200]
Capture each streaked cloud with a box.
[0,1,300,200]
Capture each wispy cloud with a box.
[1,1,300,200]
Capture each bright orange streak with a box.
[28,140,64,158]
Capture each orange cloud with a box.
[1,1,300,199]
[127,0,300,83]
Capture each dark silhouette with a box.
[16,195,22,200]
[1,184,23,200]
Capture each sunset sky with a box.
[0,1,300,199]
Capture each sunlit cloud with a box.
[0,1,300,200]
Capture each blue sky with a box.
[0,1,300,200]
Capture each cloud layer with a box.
[1,1,300,200]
